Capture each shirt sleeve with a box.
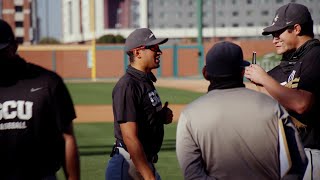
[298,54,320,93]
[176,112,213,180]
[51,76,76,132]
[112,81,139,123]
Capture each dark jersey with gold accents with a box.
[0,56,76,179]
[268,39,320,149]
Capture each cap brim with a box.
[241,60,250,67]
[262,25,286,35]
[0,43,9,50]
[205,60,250,78]
[145,38,168,46]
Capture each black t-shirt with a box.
[268,40,320,149]
[112,65,164,157]
[0,56,76,179]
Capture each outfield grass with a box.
[57,122,182,180]
[66,82,204,105]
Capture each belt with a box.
[110,145,158,163]
[115,139,127,151]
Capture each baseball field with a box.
[57,78,208,179]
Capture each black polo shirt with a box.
[0,56,76,179]
[268,40,320,149]
[112,65,164,157]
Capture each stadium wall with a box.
[17,39,275,79]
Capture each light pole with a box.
[46,0,49,38]
[197,0,203,45]
[90,0,96,81]
[196,0,204,74]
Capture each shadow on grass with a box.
[161,139,176,151]
[79,139,177,156]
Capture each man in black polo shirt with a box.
[245,3,320,179]
[0,19,80,180]
[106,28,173,180]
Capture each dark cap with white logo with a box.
[124,28,168,52]
[262,3,313,35]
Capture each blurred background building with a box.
[0,0,34,44]
[36,0,62,43]
[1,0,319,44]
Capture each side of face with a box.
[272,24,300,55]
[135,45,162,71]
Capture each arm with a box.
[176,112,213,180]
[120,122,155,180]
[63,123,80,180]
[245,64,313,114]
[244,82,270,96]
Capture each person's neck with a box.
[130,63,150,73]
[296,36,313,49]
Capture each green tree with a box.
[97,34,115,43]
[38,37,61,44]
[114,35,125,43]
[97,34,125,44]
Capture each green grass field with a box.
[66,82,204,105]
[56,82,200,179]
[57,122,183,180]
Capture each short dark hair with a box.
[126,51,135,62]
[299,21,314,38]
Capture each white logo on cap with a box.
[271,15,279,26]
[286,21,293,25]
[149,33,154,39]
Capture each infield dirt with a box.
[74,79,208,123]
[74,79,255,123]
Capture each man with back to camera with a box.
[176,41,308,180]
[245,3,320,179]
[0,19,80,180]
[105,28,173,180]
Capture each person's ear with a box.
[202,66,210,81]
[133,49,142,59]
[293,24,302,35]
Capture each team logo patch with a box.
[288,70,296,83]
[148,90,161,108]
[285,78,300,89]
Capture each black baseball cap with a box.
[262,3,313,35]
[0,19,15,50]
[124,28,168,52]
[205,41,250,77]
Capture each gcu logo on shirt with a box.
[148,90,161,107]
[0,100,33,120]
